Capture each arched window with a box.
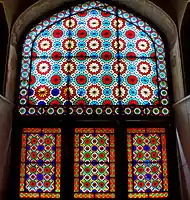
[12,1,180,200]
[18,1,169,116]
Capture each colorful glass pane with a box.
[127,128,169,199]
[70,58,119,105]
[19,0,170,116]
[74,128,115,198]
[119,58,159,105]
[19,128,61,198]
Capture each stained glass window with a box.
[18,0,170,116]
[19,128,61,198]
[74,128,115,198]
[127,128,168,198]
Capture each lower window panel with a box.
[19,128,61,198]
[74,128,116,198]
[127,128,169,199]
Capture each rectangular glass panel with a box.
[127,128,168,199]
[74,128,115,198]
[19,128,61,198]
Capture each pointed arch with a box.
[17,1,170,116]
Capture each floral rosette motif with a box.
[136,39,150,52]
[112,61,127,75]
[138,86,153,100]
[38,38,52,51]
[87,38,101,51]
[111,18,125,29]
[137,61,151,75]
[87,17,101,29]
[36,61,51,75]
[63,17,77,29]
[87,85,102,100]
[87,61,101,75]
[62,39,77,51]
[61,61,76,74]
[35,85,51,101]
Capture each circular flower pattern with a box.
[87,61,101,74]
[52,52,62,60]
[120,86,127,98]
[103,88,112,96]
[138,86,153,100]
[78,11,87,17]
[76,51,87,61]
[50,75,61,85]
[87,85,102,100]
[127,75,138,85]
[90,76,99,84]
[101,51,112,61]
[62,39,76,51]
[87,38,101,51]
[152,76,158,85]
[113,61,127,74]
[37,61,51,75]
[112,39,126,51]
[126,30,135,39]
[136,39,150,52]
[38,38,52,51]
[77,88,86,96]
[137,62,151,75]
[63,17,77,28]
[75,98,88,105]
[30,75,36,85]
[36,86,50,100]
[61,85,76,99]
[113,86,127,99]
[101,74,113,86]
[128,100,139,105]
[76,75,87,85]
[111,18,125,29]
[87,17,101,29]
[61,61,76,73]
[101,11,111,17]
[126,52,136,61]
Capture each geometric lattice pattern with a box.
[19,1,170,116]
[19,128,61,198]
[127,128,168,199]
[74,128,115,198]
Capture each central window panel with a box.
[74,128,115,198]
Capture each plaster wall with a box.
[5,45,17,102]
[174,97,190,200]
[170,0,187,29]
[2,0,19,26]
[0,96,13,199]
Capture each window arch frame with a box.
[15,0,172,119]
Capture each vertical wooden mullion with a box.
[61,121,74,200]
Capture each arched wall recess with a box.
[4,0,185,200]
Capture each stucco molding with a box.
[0,95,14,106]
